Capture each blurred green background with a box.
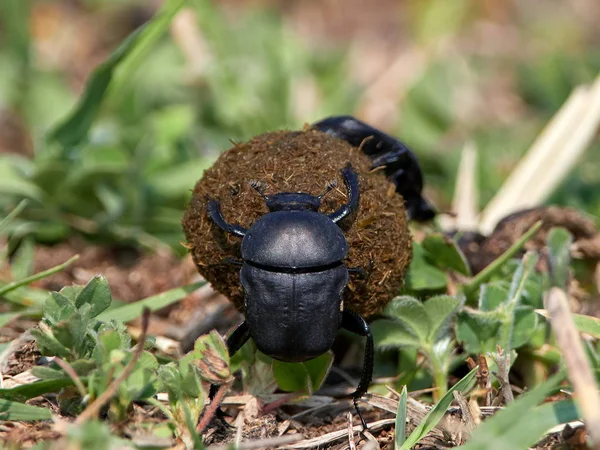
[1,0,599,253]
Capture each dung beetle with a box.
[313,115,436,221]
[207,164,373,428]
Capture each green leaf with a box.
[422,295,461,342]
[273,352,333,394]
[31,326,71,358]
[401,366,477,449]
[511,306,538,349]
[479,283,508,311]
[158,365,182,401]
[372,319,421,349]
[0,377,81,401]
[457,373,573,450]
[97,281,205,323]
[44,291,76,325]
[546,227,573,289]
[303,352,334,392]
[405,243,447,291]
[395,386,408,449]
[382,296,430,342]
[422,234,471,276]
[0,399,52,421]
[75,275,112,318]
[455,309,502,353]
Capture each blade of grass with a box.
[96,280,205,323]
[0,399,52,421]
[0,199,28,235]
[0,255,79,297]
[48,0,186,149]
[0,378,82,402]
[457,374,575,450]
[400,366,477,450]
[462,221,542,300]
[395,386,408,449]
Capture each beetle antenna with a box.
[318,180,337,199]
[249,180,269,199]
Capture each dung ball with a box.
[182,128,412,317]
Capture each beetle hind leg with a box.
[341,310,374,430]
[206,199,247,238]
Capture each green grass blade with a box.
[96,280,206,323]
[0,255,79,297]
[0,378,81,402]
[47,0,186,149]
[457,373,575,450]
[536,309,600,339]
[0,399,52,421]
[463,221,542,300]
[401,366,478,449]
[0,199,28,235]
[395,386,408,449]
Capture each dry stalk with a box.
[479,73,600,233]
[545,287,600,449]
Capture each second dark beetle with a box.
[207,163,373,427]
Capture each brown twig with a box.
[54,358,87,398]
[74,308,151,424]
[196,382,231,434]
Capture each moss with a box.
[182,128,412,317]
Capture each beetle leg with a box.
[341,310,374,431]
[313,115,436,222]
[348,260,374,281]
[328,164,360,224]
[206,199,247,238]
[209,321,251,427]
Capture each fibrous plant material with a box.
[182,129,412,317]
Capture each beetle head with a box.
[249,179,337,212]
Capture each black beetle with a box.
[313,115,436,221]
[207,164,373,427]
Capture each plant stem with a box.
[462,221,542,302]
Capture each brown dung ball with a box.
[182,128,412,317]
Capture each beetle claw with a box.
[353,396,369,431]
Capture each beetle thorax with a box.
[241,211,348,269]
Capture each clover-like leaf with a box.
[382,296,430,342]
[43,292,76,325]
[75,275,112,317]
[422,295,461,342]
[405,243,447,291]
[272,352,333,394]
[371,319,421,350]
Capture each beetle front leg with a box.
[328,164,360,224]
[341,310,374,430]
[206,199,248,238]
